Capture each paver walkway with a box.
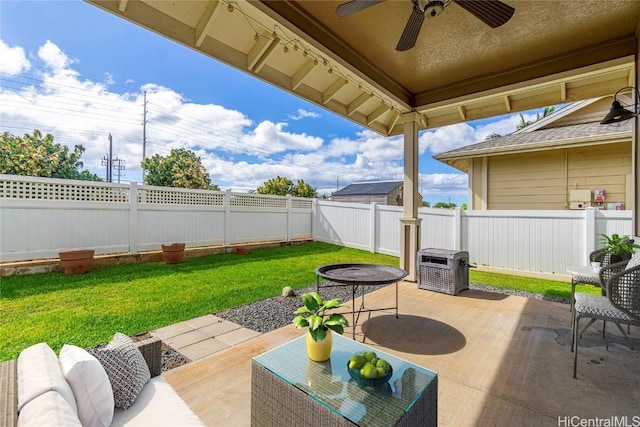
[151,314,260,361]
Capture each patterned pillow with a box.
[88,333,151,409]
[626,252,640,270]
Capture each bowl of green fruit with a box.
[347,351,393,387]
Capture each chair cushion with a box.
[17,343,78,415]
[59,344,114,427]
[17,391,82,427]
[574,292,638,324]
[88,332,151,410]
[110,376,204,427]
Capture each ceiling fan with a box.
[336,0,515,52]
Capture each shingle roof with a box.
[333,181,403,196]
[434,121,631,160]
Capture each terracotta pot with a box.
[306,329,333,362]
[161,243,185,264]
[59,250,95,275]
[235,246,250,255]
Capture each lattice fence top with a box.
[230,193,287,208]
[0,177,129,202]
[139,188,225,205]
[291,198,313,209]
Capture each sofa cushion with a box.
[111,376,204,427]
[59,344,114,427]
[17,390,82,427]
[17,343,77,415]
[88,333,151,409]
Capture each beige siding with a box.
[486,142,630,210]
[470,157,484,209]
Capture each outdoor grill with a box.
[418,249,470,295]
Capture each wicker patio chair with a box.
[572,263,640,378]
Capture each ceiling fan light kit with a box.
[337,0,515,51]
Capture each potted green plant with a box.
[292,292,349,361]
[598,233,640,265]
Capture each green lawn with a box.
[0,242,594,361]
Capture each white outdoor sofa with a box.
[0,335,203,427]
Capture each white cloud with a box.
[38,40,75,72]
[289,109,320,120]
[0,40,30,75]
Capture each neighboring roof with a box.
[435,121,630,161]
[333,181,403,196]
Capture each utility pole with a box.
[336,176,339,191]
[142,91,147,179]
[101,133,113,182]
[113,159,126,183]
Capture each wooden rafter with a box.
[195,1,222,47]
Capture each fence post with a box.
[311,199,317,241]
[287,195,292,242]
[370,203,377,253]
[453,208,462,250]
[129,182,138,255]
[584,207,596,263]
[224,189,231,246]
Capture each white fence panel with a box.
[419,208,456,250]
[375,205,402,256]
[314,201,371,251]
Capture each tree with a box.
[422,201,431,207]
[291,179,318,198]
[256,176,317,198]
[141,148,219,190]
[433,202,456,209]
[516,106,555,130]
[485,133,502,140]
[0,130,101,181]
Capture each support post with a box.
[129,181,138,255]
[400,112,422,281]
[633,47,639,236]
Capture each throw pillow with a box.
[88,332,151,410]
[59,344,114,427]
[17,390,82,427]
[16,342,78,415]
[626,252,640,270]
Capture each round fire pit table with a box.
[315,263,407,340]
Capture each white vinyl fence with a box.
[0,175,312,262]
[0,175,634,277]
[313,201,633,276]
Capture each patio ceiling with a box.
[86,0,639,137]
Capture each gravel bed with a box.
[216,283,383,333]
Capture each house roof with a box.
[333,181,403,196]
[433,99,632,173]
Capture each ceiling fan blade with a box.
[396,9,425,52]
[336,0,387,17]
[454,0,514,28]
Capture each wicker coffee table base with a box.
[250,361,437,427]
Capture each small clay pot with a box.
[59,250,95,275]
[161,243,186,264]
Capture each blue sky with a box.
[0,0,546,206]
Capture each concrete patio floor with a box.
[162,281,639,426]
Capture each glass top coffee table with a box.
[251,334,437,426]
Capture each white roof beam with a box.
[367,103,388,125]
[348,93,372,116]
[503,95,512,112]
[117,0,128,12]
[322,79,348,105]
[195,1,222,48]
[458,105,467,121]
[291,59,317,90]
[248,34,280,73]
